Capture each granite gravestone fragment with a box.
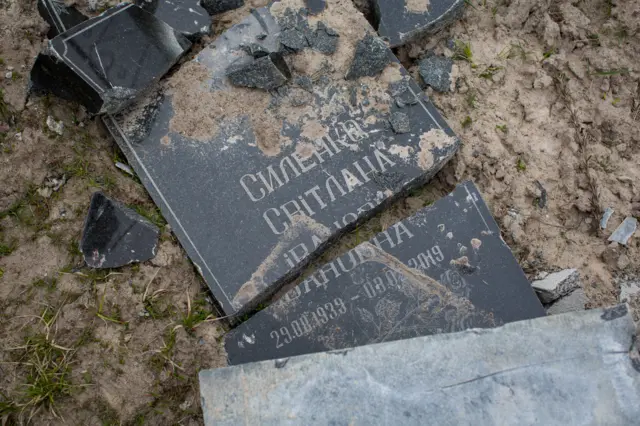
[134,0,211,39]
[373,0,465,48]
[81,192,159,268]
[37,0,88,39]
[224,181,545,364]
[103,0,460,317]
[201,0,244,15]
[201,307,640,426]
[419,55,454,93]
[30,4,191,114]
[227,53,292,90]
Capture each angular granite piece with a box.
[134,0,211,39]
[200,306,640,426]
[224,181,545,364]
[373,0,465,48]
[37,0,88,39]
[103,0,460,317]
[80,192,159,268]
[30,3,191,114]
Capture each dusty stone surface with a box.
[546,288,587,315]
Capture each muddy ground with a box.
[1,0,639,424]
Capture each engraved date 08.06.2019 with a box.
[270,298,347,348]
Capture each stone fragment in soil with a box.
[372,0,465,48]
[608,217,637,246]
[345,33,391,80]
[600,207,614,230]
[201,0,244,15]
[134,0,211,39]
[418,55,453,93]
[546,288,586,315]
[389,111,410,133]
[531,268,581,304]
[80,192,160,269]
[201,308,639,426]
[227,53,292,90]
[37,0,88,39]
[103,2,461,317]
[46,115,64,135]
[30,4,191,115]
[224,182,545,365]
[618,277,640,303]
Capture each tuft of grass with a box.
[63,157,91,178]
[542,47,557,60]
[461,116,473,128]
[129,204,167,229]
[466,91,478,108]
[479,65,503,79]
[21,334,73,413]
[591,68,629,76]
[88,175,116,191]
[496,124,508,133]
[181,292,212,334]
[453,40,474,64]
[0,243,15,256]
[499,42,529,61]
[516,157,527,171]
[32,277,58,291]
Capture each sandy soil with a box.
[0,0,638,424]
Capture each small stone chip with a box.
[311,21,339,54]
[345,33,390,80]
[419,55,454,93]
[226,53,292,90]
[389,112,410,133]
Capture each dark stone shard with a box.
[373,0,465,48]
[80,192,159,269]
[345,33,391,80]
[240,42,270,58]
[103,4,461,318]
[418,55,454,93]
[227,53,291,90]
[601,304,628,321]
[534,180,547,208]
[389,111,410,133]
[30,4,191,115]
[310,21,339,55]
[224,181,545,365]
[134,0,211,39]
[37,0,88,39]
[201,0,244,15]
[279,27,309,52]
[305,0,326,15]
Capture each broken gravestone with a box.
[372,0,465,48]
[30,3,191,114]
[80,192,159,268]
[134,0,211,39]
[224,181,545,365]
[37,0,88,39]
[531,268,581,304]
[200,306,640,426]
[103,1,460,317]
[201,0,244,15]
